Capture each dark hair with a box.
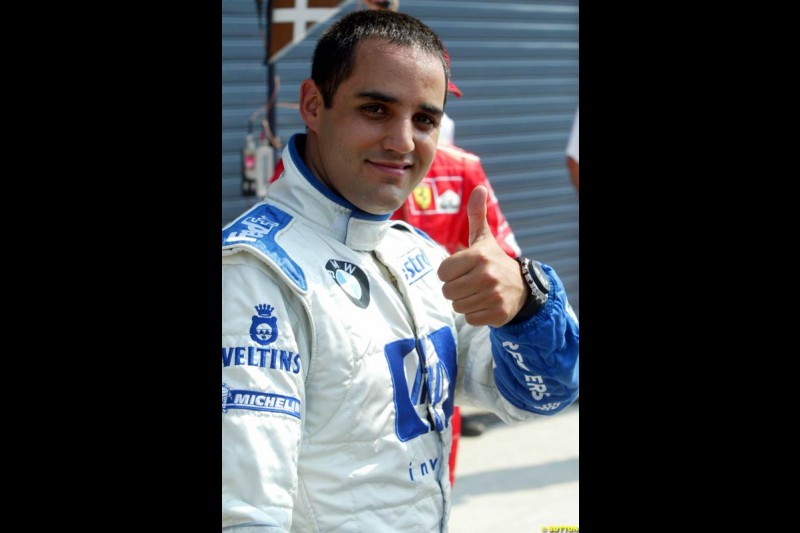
[311,10,449,108]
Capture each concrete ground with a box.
[448,402,579,532]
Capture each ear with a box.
[299,79,324,131]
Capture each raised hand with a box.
[437,186,528,327]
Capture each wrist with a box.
[508,257,550,324]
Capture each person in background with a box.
[566,107,579,192]
[222,10,579,531]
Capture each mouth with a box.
[368,160,413,177]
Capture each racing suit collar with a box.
[275,134,393,252]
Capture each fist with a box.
[437,186,528,327]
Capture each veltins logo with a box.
[325,259,370,309]
[250,304,278,345]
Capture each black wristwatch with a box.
[511,257,550,321]
[518,257,550,295]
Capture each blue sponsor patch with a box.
[222,204,307,291]
[222,383,301,418]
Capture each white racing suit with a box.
[222,134,579,532]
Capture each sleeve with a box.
[455,263,578,420]
[488,263,579,414]
[222,252,309,532]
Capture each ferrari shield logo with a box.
[412,185,433,210]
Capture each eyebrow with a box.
[356,90,444,118]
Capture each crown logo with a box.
[255,304,274,317]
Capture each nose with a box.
[382,117,415,154]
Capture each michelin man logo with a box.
[222,383,232,413]
[250,304,279,346]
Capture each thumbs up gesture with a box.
[437,186,529,327]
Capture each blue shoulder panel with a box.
[222,204,307,291]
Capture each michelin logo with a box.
[222,383,301,419]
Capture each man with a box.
[222,10,579,532]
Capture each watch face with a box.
[530,261,551,294]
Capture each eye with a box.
[362,104,387,116]
[414,114,437,130]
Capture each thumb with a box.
[467,185,490,247]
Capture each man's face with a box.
[303,40,446,215]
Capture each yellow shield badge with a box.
[412,185,433,210]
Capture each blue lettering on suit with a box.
[400,247,433,285]
[221,346,301,373]
[222,387,301,418]
[383,327,457,441]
